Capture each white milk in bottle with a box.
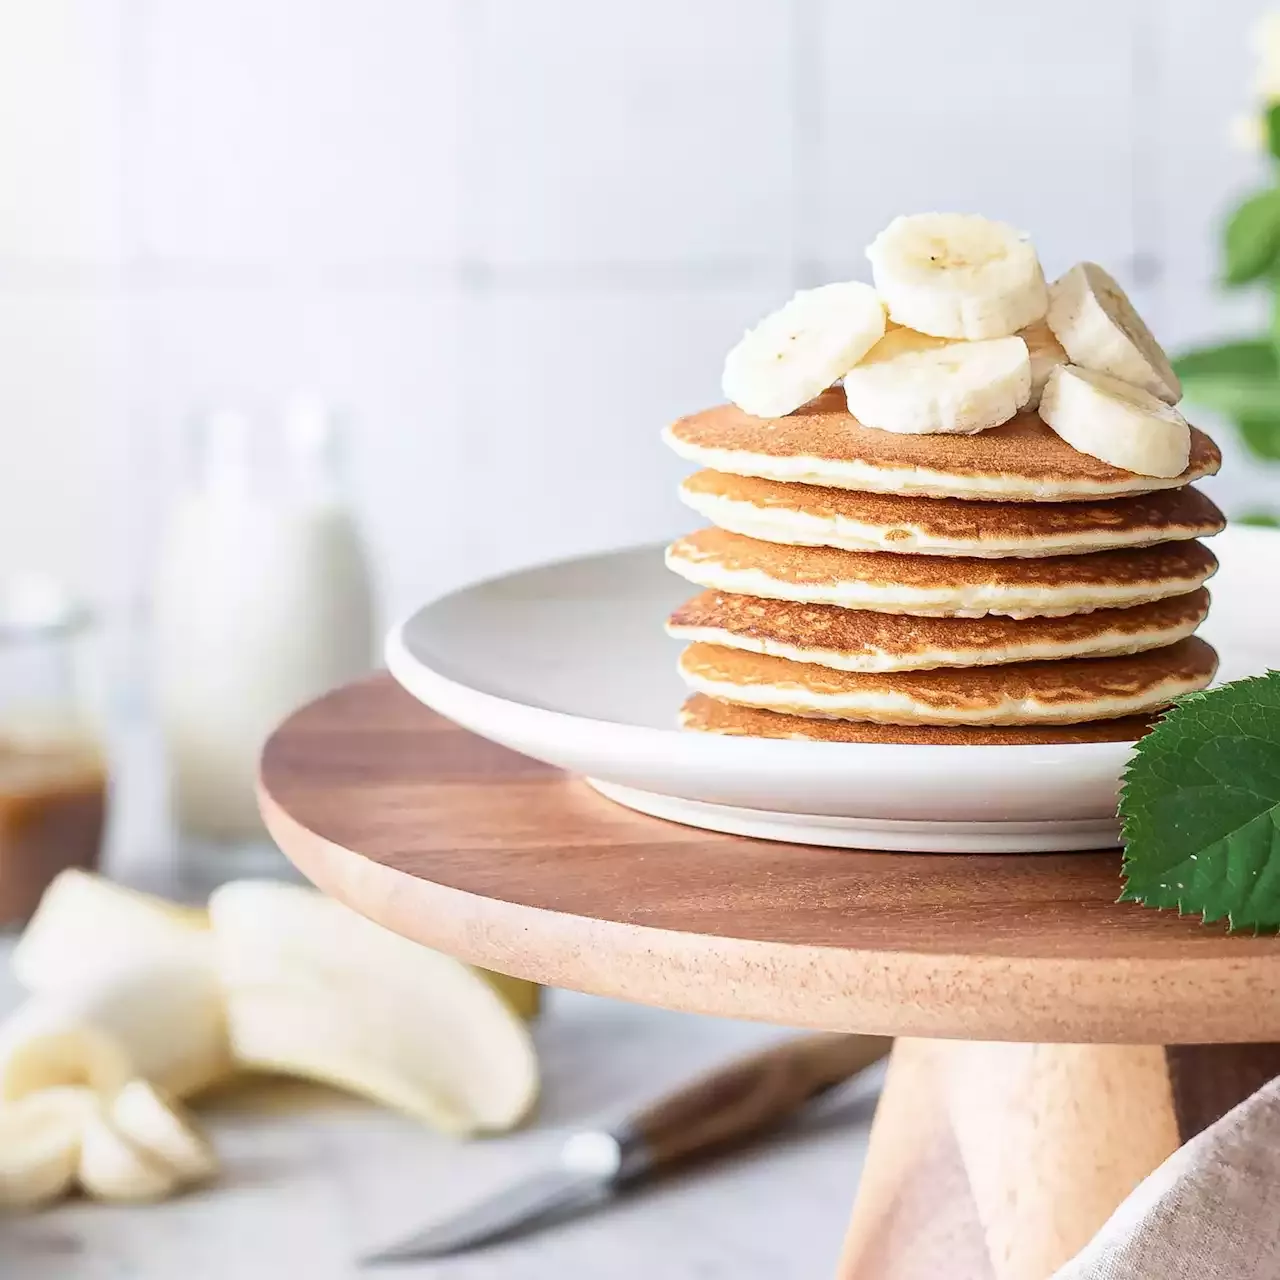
[153,400,375,874]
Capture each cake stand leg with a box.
[836,1037,1280,1280]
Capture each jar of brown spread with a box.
[0,577,106,925]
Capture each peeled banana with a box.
[842,327,1030,434]
[722,282,886,417]
[0,961,231,1103]
[209,882,538,1135]
[866,213,1047,339]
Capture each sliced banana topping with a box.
[110,1080,218,1185]
[842,328,1030,435]
[1046,262,1181,404]
[722,282,886,418]
[1019,319,1068,410]
[0,1087,101,1209]
[866,213,1047,339]
[1039,365,1191,478]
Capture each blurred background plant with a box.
[1177,12,1280,525]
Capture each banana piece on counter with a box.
[1038,365,1191,478]
[0,961,231,1103]
[0,1007,132,1101]
[209,881,539,1135]
[0,1086,101,1209]
[109,1080,217,1185]
[1045,262,1181,403]
[866,213,1047,340]
[842,327,1031,435]
[17,869,539,1025]
[13,869,210,994]
[722,282,886,418]
[1019,319,1068,410]
[78,1110,181,1204]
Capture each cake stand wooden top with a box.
[259,676,1280,1044]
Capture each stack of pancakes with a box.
[662,389,1224,745]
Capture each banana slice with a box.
[209,882,538,1135]
[110,1080,217,1185]
[14,870,210,994]
[1045,262,1181,403]
[78,1111,180,1203]
[0,1087,101,1209]
[1038,365,1190,478]
[866,213,1047,339]
[722,282,886,418]
[842,327,1030,435]
[1019,319,1068,410]
[0,962,231,1103]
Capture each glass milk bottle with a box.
[153,399,376,883]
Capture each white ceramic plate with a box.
[385,526,1280,852]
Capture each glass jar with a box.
[153,399,375,888]
[0,575,107,926]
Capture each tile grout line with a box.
[787,0,823,292]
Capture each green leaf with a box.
[1267,103,1280,160]
[1237,416,1280,459]
[1119,672,1280,931]
[1240,510,1280,527]
[1175,342,1280,425]
[1173,340,1277,381]
[1224,190,1280,285]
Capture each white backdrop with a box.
[0,0,1276,627]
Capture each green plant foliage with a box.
[1120,674,1280,931]
[1225,190,1280,285]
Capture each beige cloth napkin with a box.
[1053,1074,1280,1279]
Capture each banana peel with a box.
[16,869,540,1021]
[208,882,538,1135]
[0,1087,101,1209]
[13,869,210,992]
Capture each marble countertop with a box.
[0,955,878,1279]
[0,717,879,1278]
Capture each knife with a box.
[362,1032,891,1265]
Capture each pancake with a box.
[666,529,1219,619]
[663,389,1221,502]
[680,695,1157,745]
[667,589,1210,673]
[680,470,1225,558]
[676,637,1217,725]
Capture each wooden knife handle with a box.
[620,1033,891,1176]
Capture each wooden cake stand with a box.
[259,676,1280,1280]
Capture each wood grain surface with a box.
[258,676,1280,1044]
[839,1036,1280,1280]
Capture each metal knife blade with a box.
[361,1032,890,1266]
[361,1165,614,1264]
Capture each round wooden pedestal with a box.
[259,677,1280,1280]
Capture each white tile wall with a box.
[0,0,1277,628]
[460,0,795,269]
[136,0,463,266]
[812,0,1140,281]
